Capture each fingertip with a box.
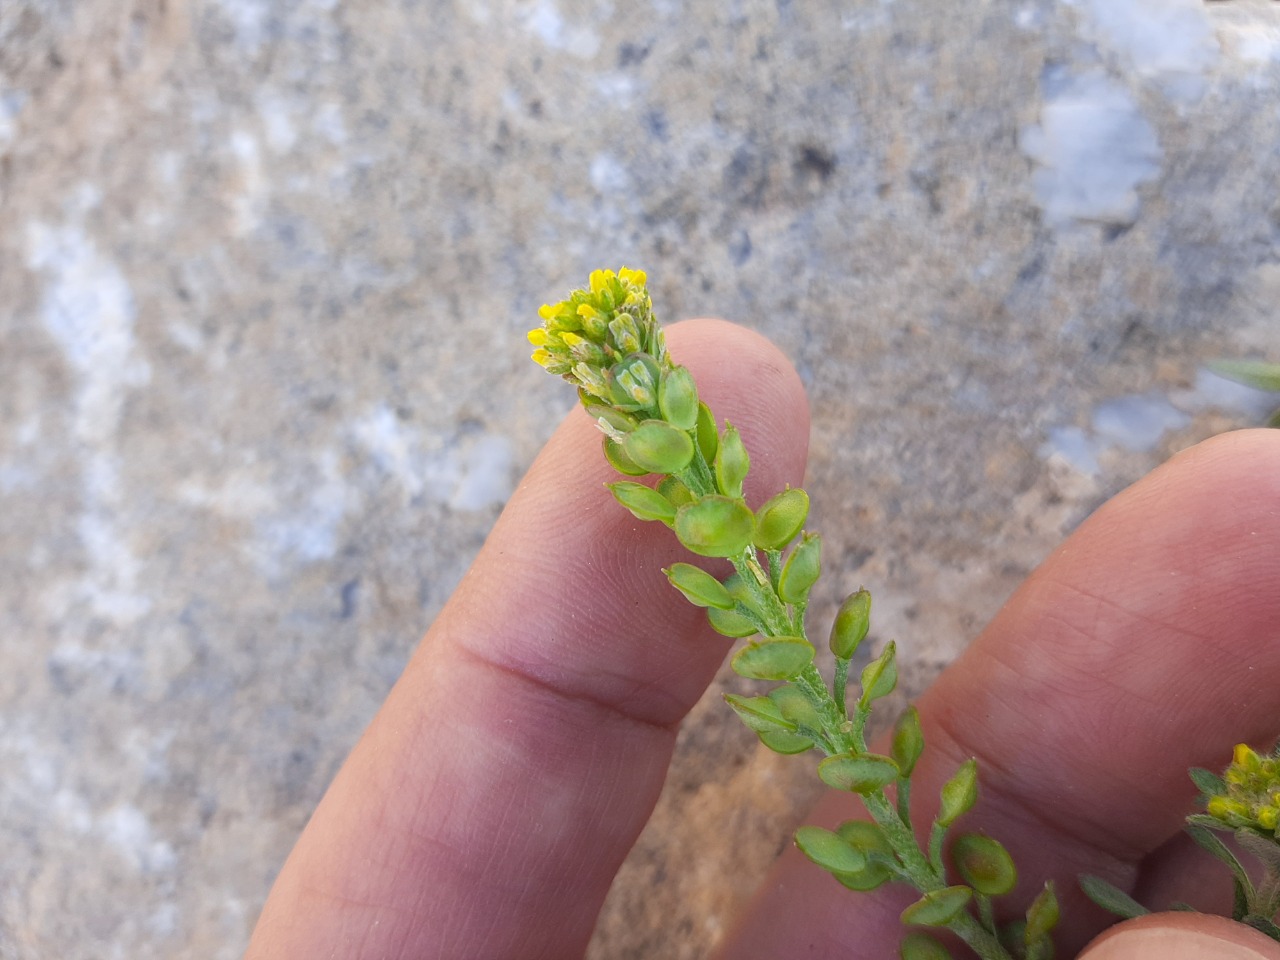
[1080,914,1280,960]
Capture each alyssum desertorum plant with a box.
[528,268,1055,960]
[1083,743,1280,942]
[528,268,1280,959]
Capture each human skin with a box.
[243,319,1280,960]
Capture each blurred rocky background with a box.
[1,0,1278,956]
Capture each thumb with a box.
[1080,914,1280,960]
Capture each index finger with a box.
[244,318,810,960]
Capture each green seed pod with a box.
[719,573,769,622]
[623,419,695,474]
[835,860,894,892]
[753,487,810,550]
[829,588,871,659]
[999,920,1028,957]
[778,533,822,604]
[723,693,795,734]
[900,886,972,928]
[584,403,639,437]
[721,571,747,598]
[859,641,898,705]
[831,820,897,890]
[891,705,925,779]
[731,637,815,681]
[658,365,699,430]
[657,475,696,508]
[1025,883,1060,947]
[837,820,895,858]
[937,758,979,827]
[900,932,954,960]
[603,437,649,476]
[818,753,899,795]
[951,833,1017,896]
[706,606,758,638]
[794,825,868,875]
[695,402,719,462]
[757,728,816,755]
[608,482,677,524]
[769,684,824,730]
[716,422,750,499]
[674,495,755,558]
[665,563,734,609]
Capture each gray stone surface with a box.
[1,0,1278,956]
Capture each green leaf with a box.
[716,422,750,500]
[901,886,972,927]
[951,833,1017,896]
[1242,915,1280,942]
[829,588,871,659]
[794,825,868,874]
[675,495,755,558]
[706,606,758,638]
[1267,407,1280,429]
[665,562,734,609]
[1189,766,1227,798]
[757,728,815,754]
[1186,824,1257,900]
[1209,359,1280,393]
[753,487,810,549]
[732,637,816,681]
[779,533,822,604]
[818,753,899,794]
[658,365,699,430]
[695,402,718,462]
[603,437,649,476]
[1186,813,1230,830]
[859,641,899,706]
[769,684,824,729]
[1235,828,1280,875]
[900,932,953,960]
[723,693,795,734]
[937,759,978,827]
[1025,882,1060,942]
[623,419,695,474]
[1080,875,1152,921]
[608,481,676,524]
[891,705,924,779]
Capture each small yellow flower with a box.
[529,268,668,416]
[1206,743,1280,836]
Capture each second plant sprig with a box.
[530,268,1057,960]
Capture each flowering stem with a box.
[529,269,1047,960]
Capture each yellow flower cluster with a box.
[1207,743,1280,833]
[528,268,667,409]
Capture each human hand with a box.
[243,320,1280,960]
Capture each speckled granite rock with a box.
[1,0,1278,957]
